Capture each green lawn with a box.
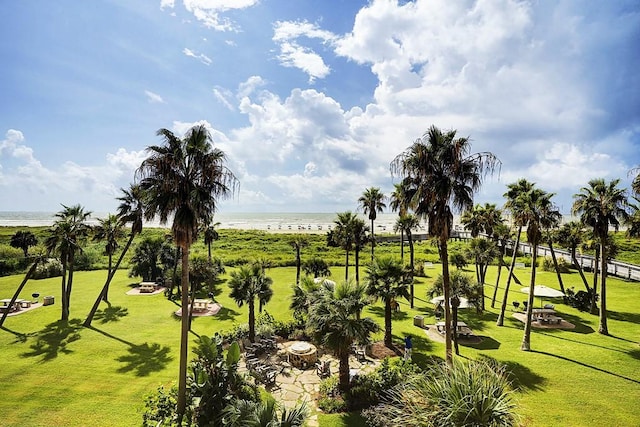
[1,264,639,426]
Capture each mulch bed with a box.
[369,341,403,358]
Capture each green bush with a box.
[317,376,347,413]
[32,258,63,279]
[541,256,570,273]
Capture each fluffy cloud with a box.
[165,0,260,31]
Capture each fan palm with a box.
[289,236,308,285]
[229,263,274,342]
[358,187,386,262]
[329,211,358,280]
[351,217,370,284]
[465,237,499,310]
[9,230,38,258]
[202,221,220,262]
[391,125,499,364]
[136,124,238,419]
[393,213,420,307]
[365,256,411,347]
[572,178,628,335]
[92,213,126,302]
[389,179,414,260]
[85,184,145,327]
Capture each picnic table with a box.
[193,299,210,312]
[436,321,474,337]
[532,308,563,324]
[138,282,157,293]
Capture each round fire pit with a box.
[287,341,317,369]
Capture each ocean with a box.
[0,211,408,233]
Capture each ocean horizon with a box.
[0,211,416,233]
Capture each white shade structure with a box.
[430,295,471,309]
[520,285,564,298]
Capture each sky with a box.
[1,0,639,216]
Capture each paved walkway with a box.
[238,341,382,427]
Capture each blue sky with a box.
[1,0,639,215]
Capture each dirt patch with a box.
[369,341,403,359]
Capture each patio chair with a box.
[522,301,528,310]
[316,360,331,378]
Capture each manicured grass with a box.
[1,262,639,426]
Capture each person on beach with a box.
[404,335,413,361]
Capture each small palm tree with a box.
[464,237,499,310]
[358,187,386,262]
[389,180,414,259]
[221,397,308,427]
[302,256,331,278]
[555,220,591,292]
[202,221,220,262]
[572,178,628,335]
[329,211,358,280]
[365,257,411,347]
[393,213,420,307]
[10,230,38,257]
[289,236,308,285]
[307,279,379,392]
[351,217,370,284]
[92,213,126,302]
[85,184,145,327]
[229,263,274,342]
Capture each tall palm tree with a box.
[202,221,220,262]
[365,257,411,347]
[490,222,511,308]
[497,179,535,327]
[465,237,499,310]
[625,197,640,238]
[391,125,499,365]
[137,124,238,420]
[393,213,420,307]
[10,230,38,258]
[358,187,386,262]
[389,180,413,260]
[521,188,558,351]
[329,211,358,280]
[85,184,145,327]
[307,279,379,392]
[92,214,126,302]
[229,263,274,342]
[572,178,628,335]
[351,217,370,284]
[289,236,308,285]
[45,204,91,321]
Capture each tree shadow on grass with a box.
[1,326,37,343]
[368,306,410,321]
[464,336,501,350]
[213,306,241,321]
[93,305,129,324]
[532,350,640,385]
[21,319,83,361]
[116,342,173,376]
[608,310,640,325]
[87,326,173,375]
[477,354,547,392]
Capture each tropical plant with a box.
[390,125,499,364]
[290,276,333,320]
[365,257,411,347]
[490,222,510,308]
[9,230,38,257]
[389,179,414,260]
[137,124,238,420]
[220,397,308,427]
[202,221,220,262]
[302,256,331,278]
[363,359,519,427]
[289,236,308,285]
[464,237,499,310]
[496,179,534,327]
[572,178,628,335]
[328,211,357,280]
[92,213,126,301]
[45,204,92,321]
[428,270,481,355]
[359,187,386,262]
[351,217,370,283]
[555,220,591,292]
[307,279,379,391]
[393,213,420,306]
[128,236,172,281]
[229,262,274,342]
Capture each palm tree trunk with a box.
[497,226,522,326]
[0,259,40,327]
[176,244,190,423]
[591,247,600,314]
[570,249,591,292]
[400,229,405,261]
[440,238,453,366]
[295,248,301,285]
[66,252,75,314]
[85,233,136,327]
[547,240,566,297]
[370,218,375,263]
[207,242,211,263]
[598,242,608,335]
[103,253,113,302]
[521,243,538,351]
[60,262,68,321]
[355,248,360,284]
[408,233,415,308]
[338,349,350,392]
[491,252,504,308]
[248,299,256,342]
[344,250,349,280]
[384,296,392,347]
[452,303,460,356]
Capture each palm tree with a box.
[625,197,640,238]
[289,236,308,285]
[521,188,558,351]
[221,397,308,427]
[428,270,480,355]
[358,187,386,262]
[393,213,420,307]
[464,237,499,310]
[302,256,331,278]
[229,263,274,342]
[497,179,535,327]
[92,214,126,302]
[391,125,499,365]
[365,257,411,347]
[202,221,220,262]
[10,230,38,257]
[572,178,628,335]
[490,222,511,308]
[389,180,413,260]
[329,211,358,280]
[85,184,145,327]
[137,124,238,420]
[307,279,379,392]
[555,221,591,293]
[351,217,370,284]
[290,275,326,320]
[45,204,91,321]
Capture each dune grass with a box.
[1,257,639,426]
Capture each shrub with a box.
[317,376,347,413]
[541,256,570,273]
[33,258,63,279]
